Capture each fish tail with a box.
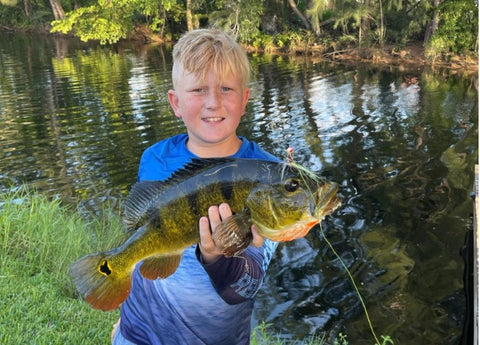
[69,252,131,311]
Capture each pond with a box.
[0,32,477,344]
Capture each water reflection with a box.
[0,32,477,344]
[0,34,182,202]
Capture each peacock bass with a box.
[69,157,341,311]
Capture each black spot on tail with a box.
[99,260,112,276]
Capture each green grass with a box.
[0,188,123,344]
[251,322,330,345]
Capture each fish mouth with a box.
[314,182,341,219]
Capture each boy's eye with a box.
[221,86,233,93]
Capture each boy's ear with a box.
[243,87,250,106]
[241,87,250,115]
[168,90,181,118]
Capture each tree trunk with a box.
[308,0,319,35]
[359,0,371,46]
[23,0,30,18]
[186,0,193,31]
[379,0,384,46]
[424,0,443,45]
[49,0,65,21]
[286,0,311,30]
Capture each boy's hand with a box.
[198,203,264,264]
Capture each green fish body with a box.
[69,158,341,311]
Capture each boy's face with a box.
[168,68,250,156]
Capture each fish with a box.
[69,157,341,311]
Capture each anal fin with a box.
[139,254,182,279]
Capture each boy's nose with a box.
[205,90,221,109]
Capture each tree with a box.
[332,0,404,46]
[285,0,333,35]
[49,0,65,20]
[423,0,444,44]
[208,0,264,42]
[333,0,376,45]
[186,0,193,31]
[306,0,328,35]
[50,0,183,44]
[286,0,311,30]
[426,0,478,59]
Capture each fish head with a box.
[247,163,341,242]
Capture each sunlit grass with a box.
[0,187,123,344]
[251,322,330,345]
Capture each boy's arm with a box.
[196,203,276,304]
[195,245,270,304]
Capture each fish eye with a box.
[284,179,300,192]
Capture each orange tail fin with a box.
[69,253,131,311]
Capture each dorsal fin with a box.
[122,157,235,231]
[122,180,165,231]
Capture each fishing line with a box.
[284,147,321,202]
[284,148,392,344]
[319,223,384,345]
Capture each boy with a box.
[112,28,279,344]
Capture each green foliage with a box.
[426,0,478,59]
[0,2,23,27]
[208,0,264,43]
[333,332,349,345]
[50,0,183,44]
[0,0,53,28]
[306,0,328,34]
[2,0,478,61]
[1,0,19,6]
[50,3,134,44]
[275,31,310,52]
[383,0,430,44]
[0,270,120,344]
[249,32,276,52]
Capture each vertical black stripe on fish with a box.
[186,191,199,215]
[219,182,233,201]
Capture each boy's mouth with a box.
[203,117,224,123]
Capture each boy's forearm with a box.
[195,246,264,304]
[199,251,223,264]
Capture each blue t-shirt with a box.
[119,134,279,345]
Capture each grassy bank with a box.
[0,188,124,344]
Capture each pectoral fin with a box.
[212,214,253,257]
[139,254,182,279]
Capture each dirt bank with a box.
[245,42,478,76]
[327,44,478,75]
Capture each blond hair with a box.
[171,29,250,89]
